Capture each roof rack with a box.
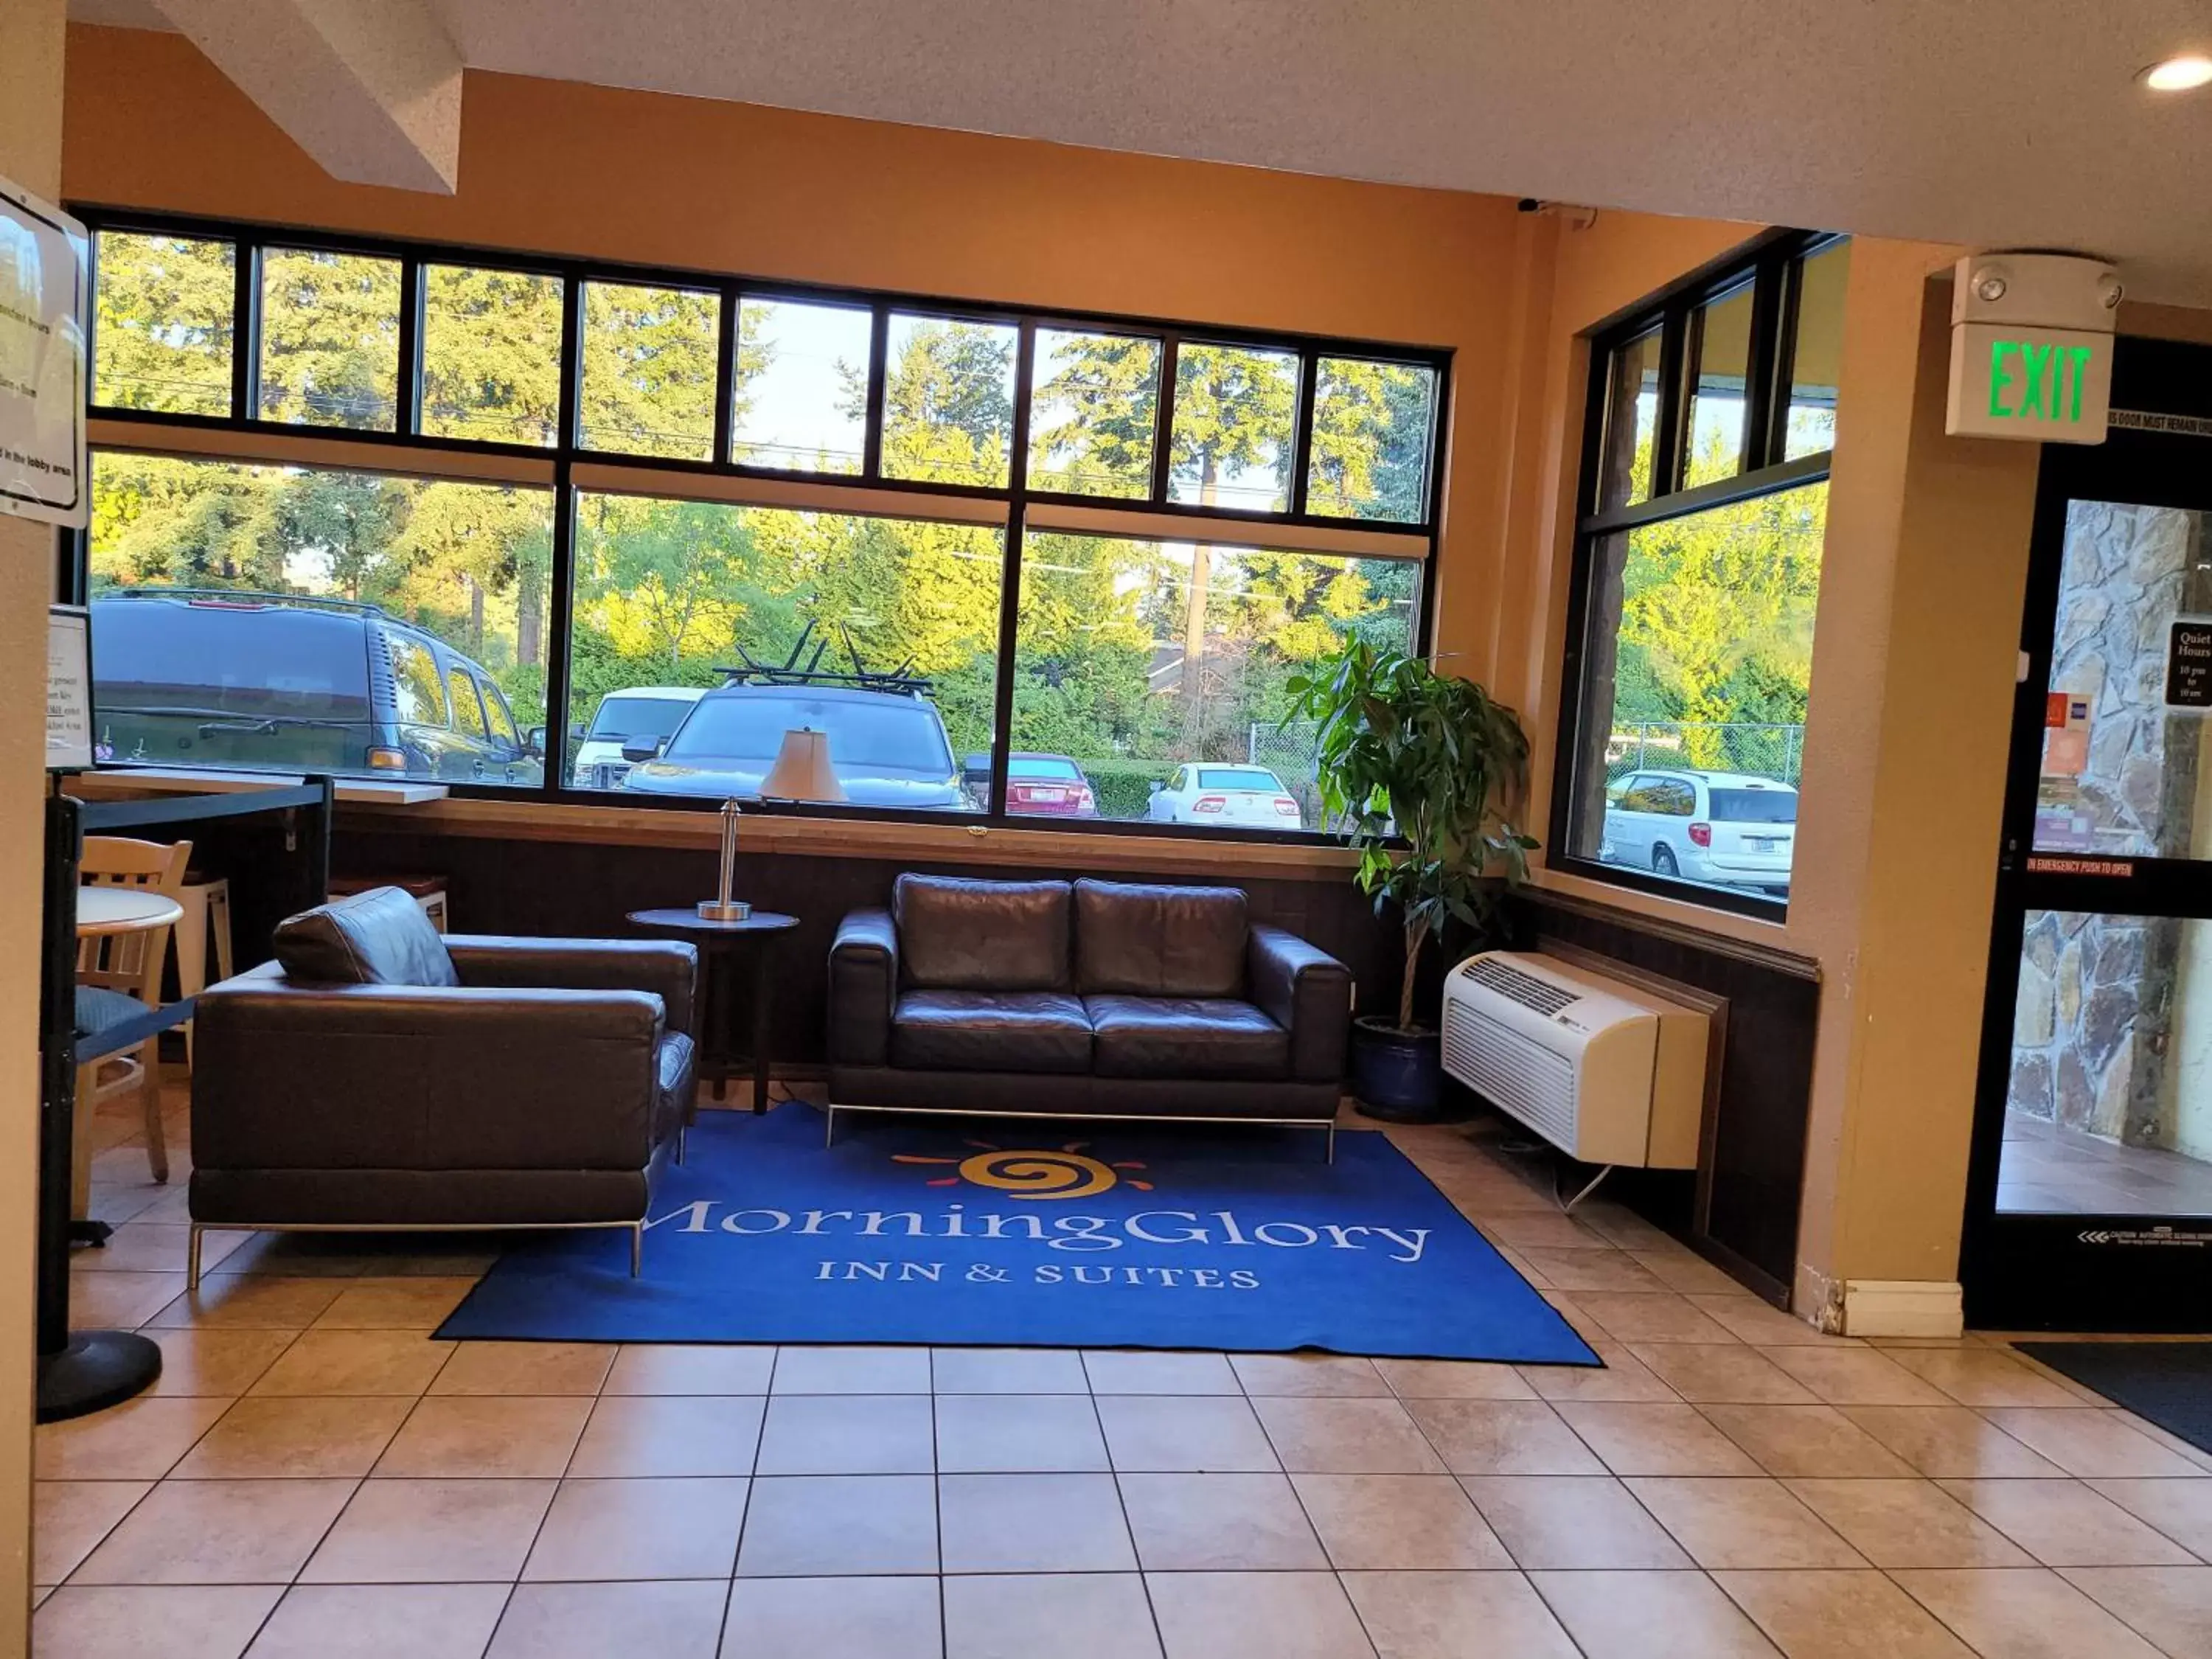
[717,622,935,697]
[97,587,391,618]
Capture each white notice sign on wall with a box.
[47,605,92,769]
[0,175,88,528]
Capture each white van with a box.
[571,686,707,789]
[1601,769,1797,895]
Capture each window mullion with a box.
[232,242,259,422]
[396,257,423,436]
[1149,334,1180,504]
[712,287,739,467]
[987,320,1038,821]
[1743,257,1788,471]
[861,307,890,480]
[1652,308,1691,497]
[1288,349,1319,517]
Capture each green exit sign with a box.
[1948,324,2110,442]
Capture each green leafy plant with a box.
[1285,639,1538,1032]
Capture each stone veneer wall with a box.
[2011,502,2208,1150]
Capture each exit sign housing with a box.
[1947,324,2111,442]
[1945,253,2119,445]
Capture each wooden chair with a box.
[77,836,192,1205]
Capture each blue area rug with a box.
[437,1102,1599,1365]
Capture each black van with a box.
[89,590,544,785]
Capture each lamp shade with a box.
[759,727,846,802]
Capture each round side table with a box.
[627,908,800,1114]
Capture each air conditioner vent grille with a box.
[1442,999,1578,1149]
[1459,956,1578,1018]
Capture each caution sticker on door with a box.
[2076,1226,2211,1248]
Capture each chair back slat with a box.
[77,837,192,1004]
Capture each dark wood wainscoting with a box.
[333,829,1405,1059]
[1508,889,1822,1304]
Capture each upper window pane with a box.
[580,280,720,460]
[257,248,400,431]
[420,264,565,446]
[1307,357,1439,523]
[1009,530,1416,828]
[1598,327,1662,511]
[1168,344,1298,513]
[86,451,553,787]
[1564,481,1826,908]
[1683,282,1754,488]
[880,313,1018,489]
[1026,328,1161,499]
[566,491,1002,804]
[730,298,871,475]
[1785,243,1849,460]
[92,231,234,417]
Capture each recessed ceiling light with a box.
[2142,55,2212,91]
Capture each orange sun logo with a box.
[894,1138,1153,1200]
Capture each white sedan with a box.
[1147,763,1305,830]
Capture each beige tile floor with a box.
[33,1080,2212,1658]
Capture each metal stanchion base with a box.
[37,1330,163,1424]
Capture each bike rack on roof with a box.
[716,621,935,698]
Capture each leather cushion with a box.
[1074,879,1248,998]
[274,886,459,987]
[891,990,1093,1074]
[1085,994,1288,1079]
[894,874,1071,992]
[655,1031,697,1143]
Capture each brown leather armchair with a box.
[827,875,1351,1152]
[188,886,697,1285]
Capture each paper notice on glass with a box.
[0,175,88,528]
[47,605,91,769]
[2042,726,2089,778]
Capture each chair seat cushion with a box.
[73,984,148,1037]
[1085,994,1288,1080]
[891,990,1093,1074]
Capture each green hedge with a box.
[1076,757,1177,821]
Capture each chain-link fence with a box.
[1604,722,1803,785]
[1251,720,1326,827]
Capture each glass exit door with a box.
[1962,338,2212,1329]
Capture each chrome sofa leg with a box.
[824,1106,837,1148]
[187,1224,204,1292]
[630,1222,644,1278]
[1326,1123,1337,1165]
[677,1125,687,1166]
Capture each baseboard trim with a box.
[1841,1279,1965,1339]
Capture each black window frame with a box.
[1550,228,1844,918]
[70,205,1450,849]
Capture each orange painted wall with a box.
[61,23,1526,677]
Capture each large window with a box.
[86,453,553,785]
[78,210,1449,841]
[1008,535,1417,825]
[1555,232,1846,914]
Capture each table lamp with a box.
[760,728,846,804]
[696,730,844,922]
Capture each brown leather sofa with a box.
[827,875,1352,1150]
[187,886,697,1285]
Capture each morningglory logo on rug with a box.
[644,1135,1433,1290]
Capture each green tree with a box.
[91,232,234,417]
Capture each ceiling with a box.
[68,0,2212,305]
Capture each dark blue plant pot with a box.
[1349,1016,1451,1122]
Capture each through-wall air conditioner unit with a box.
[1441,951,1708,1172]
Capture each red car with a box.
[1004,753,1099,816]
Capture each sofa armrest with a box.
[829,908,899,1067]
[445,936,698,1038]
[192,976,665,1175]
[1248,925,1352,1083]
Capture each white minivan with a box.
[571,686,707,789]
[1601,769,1797,895]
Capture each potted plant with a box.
[1285,639,1537,1121]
